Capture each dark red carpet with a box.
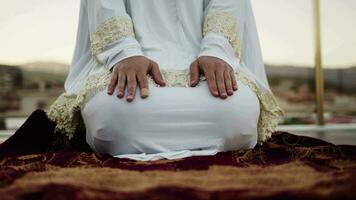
[0,110,355,200]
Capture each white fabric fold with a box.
[114,149,220,161]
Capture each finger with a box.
[126,72,137,102]
[137,72,149,98]
[150,61,165,86]
[190,60,200,87]
[107,72,118,95]
[230,69,238,91]
[224,70,233,96]
[117,72,126,98]
[204,69,219,97]
[216,69,227,99]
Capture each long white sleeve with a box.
[64,0,92,93]
[199,0,246,65]
[242,1,269,88]
[86,0,143,70]
[200,0,270,89]
[65,0,143,93]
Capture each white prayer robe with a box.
[47,0,284,161]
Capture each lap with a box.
[81,80,260,155]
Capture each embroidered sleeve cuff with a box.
[89,16,143,69]
[198,32,238,67]
[94,37,143,71]
[202,11,243,63]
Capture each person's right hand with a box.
[107,56,166,102]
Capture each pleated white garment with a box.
[82,77,260,161]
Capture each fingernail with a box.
[141,88,149,98]
[221,93,227,98]
[233,85,238,90]
[228,90,233,95]
[213,91,219,96]
[127,95,133,102]
[117,91,123,96]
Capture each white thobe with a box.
[57,0,281,161]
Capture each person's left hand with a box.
[190,56,238,99]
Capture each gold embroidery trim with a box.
[46,68,283,144]
[90,16,135,65]
[236,70,284,143]
[203,11,243,63]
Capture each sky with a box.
[0,0,355,68]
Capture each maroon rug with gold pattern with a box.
[0,110,355,200]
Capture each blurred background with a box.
[0,0,355,144]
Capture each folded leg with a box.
[81,80,260,159]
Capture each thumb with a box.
[149,60,166,86]
[190,60,200,87]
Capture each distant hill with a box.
[265,64,356,91]
[20,62,69,74]
[0,63,66,90]
[0,65,23,89]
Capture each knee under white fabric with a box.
[81,79,260,161]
